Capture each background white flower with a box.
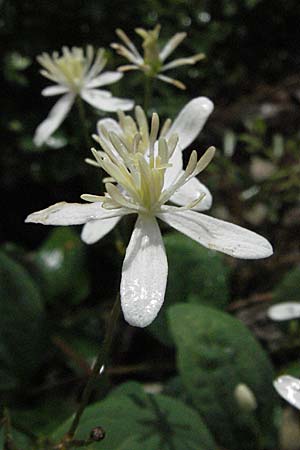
[111,25,205,89]
[34,46,134,147]
[274,375,300,410]
[26,107,273,328]
[268,302,300,321]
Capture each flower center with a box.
[83,107,215,215]
[37,46,105,94]
[135,25,162,76]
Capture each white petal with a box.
[85,71,123,89]
[81,89,134,112]
[159,32,186,62]
[81,216,121,244]
[268,302,300,321]
[120,215,168,328]
[42,85,70,96]
[33,93,75,147]
[25,202,130,225]
[97,118,123,137]
[163,149,183,190]
[157,208,273,259]
[166,97,214,150]
[170,177,212,211]
[274,376,300,409]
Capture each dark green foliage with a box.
[32,227,90,304]
[168,304,278,450]
[54,382,216,449]
[273,267,300,304]
[0,251,46,387]
[149,232,230,345]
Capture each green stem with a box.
[64,294,121,441]
[76,97,91,149]
[143,76,153,113]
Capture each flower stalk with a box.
[62,293,121,444]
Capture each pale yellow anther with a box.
[195,146,216,176]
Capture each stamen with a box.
[194,146,216,176]
[160,118,172,137]
[149,113,159,159]
[81,194,105,202]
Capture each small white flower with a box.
[26,105,273,328]
[34,46,134,147]
[274,375,300,410]
[111,25,205,90]
[268,302,300,321]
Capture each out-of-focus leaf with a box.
[13,396,74,435]
[0,250,46,385]
[53,381,216,450]
[33,228,90,304]
[0,421,32,449]
[168,304,278,450]
[273,267,300,304]
[149,232,230,345]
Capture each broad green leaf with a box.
[0,424,32,449]
[33,228,90,304]
[0,250,46,384]
[54,381,216,449]
[168,304,278,450]
[149,232,230,345]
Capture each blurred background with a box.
[1,0,300,449]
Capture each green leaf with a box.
[33,228,90,304]
[0,250,46,384]
[168,304,278,450]
[273,267,300,303]
[149,232,230,345]
[54,381,216,449]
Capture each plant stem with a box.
[143,76,153,113]
[64,294,121,441]
[76,97,91,149]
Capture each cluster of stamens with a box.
[82,107,215,214]
[37,46,106,92]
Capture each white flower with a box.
[26,106,273,328]
[268,302,300,321]
[34,46,134,147]
[93,97,215,212]
[111,25,205,90]
[274,375,300,410]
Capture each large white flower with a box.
[26,107,273,328]
[111,25,205,90]
[34,46,134,147]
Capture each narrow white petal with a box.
[81,89,134,112]
[121,215,168,328]
[157,208,273,259]
[170,177,212,211]
[166,97,214,150]
[33,93,75,147]
[41,85,70,96]
[85,71,123,89]
[274,376,300,410]
[159,32,187,62]
[81,216,121,244]
[96,118,123,137]
[25,202,130,225]
[268,302,300,321]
